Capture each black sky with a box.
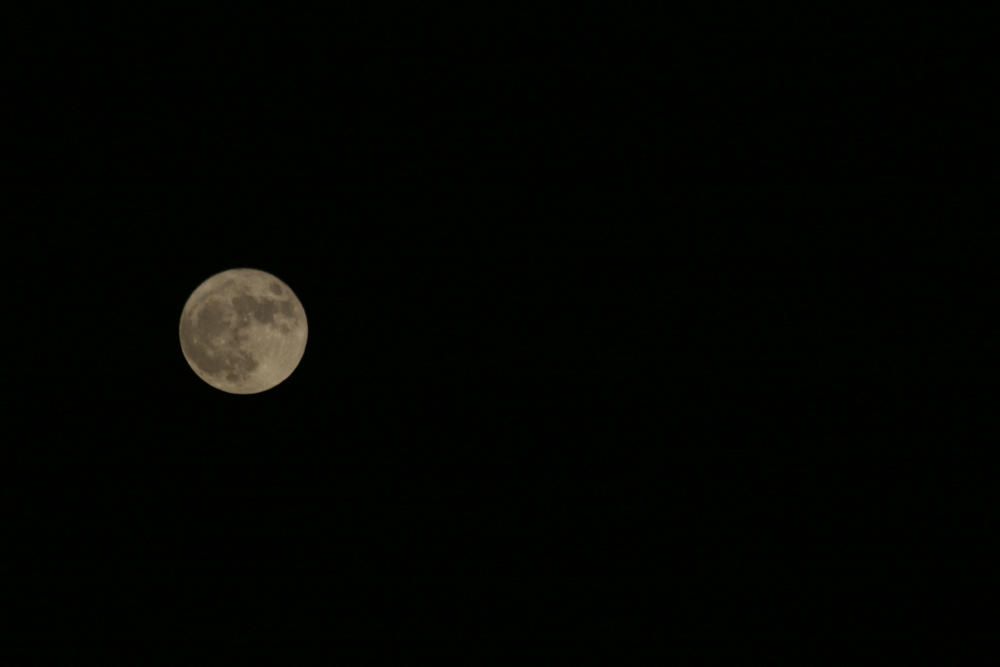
[3,8,998,663]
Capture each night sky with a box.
[4,9,997,662]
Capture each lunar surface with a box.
[179,268,308,394]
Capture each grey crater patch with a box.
[231,293,281,325]
[182,300,235,376]
[254,299,279,324]
[224,349,259,383]
[181,295,266,381]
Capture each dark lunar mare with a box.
[231,293,282,325]
[182,296,260,380]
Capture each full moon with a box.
[179,268,308,394]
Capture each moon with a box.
[179,268,308,394]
